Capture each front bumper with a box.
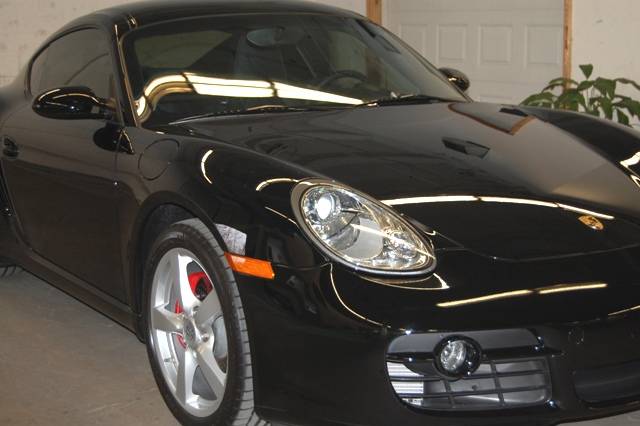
[386,329,553,411]
[236,247,640,426]
[384,325,640,424]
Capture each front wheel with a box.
[143,219,266,426]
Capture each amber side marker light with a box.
[225,253,275,280]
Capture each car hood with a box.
[176,101,640,261]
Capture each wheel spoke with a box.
[196,342,226,398]
[171,252,199,313]
[195,291,222,328]
[212,317,228,360]
[151,247,229,416]
[176,350,197,405]
[152,307,183,334]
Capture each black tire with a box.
[142,218,267,426]
[0,265,20,278]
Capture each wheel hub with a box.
[182,316,210,349]
[174,272,214,349]
[183,320,199,347]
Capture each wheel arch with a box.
[128,192,233,339]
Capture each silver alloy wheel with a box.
[149,247,228,417]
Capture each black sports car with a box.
[1,1,639,425]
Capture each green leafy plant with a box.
[521,64,640,126]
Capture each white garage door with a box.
[384,0,564,105]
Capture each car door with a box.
[0,28,127,301]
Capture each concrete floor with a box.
[0,272,639,426]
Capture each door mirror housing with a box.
[440,68,470,92]
[33,86,115,120]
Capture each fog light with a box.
[435,336,481,378]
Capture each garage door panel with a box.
[478,25,512,65]
[398,25,428,57]
[526,25,563,67]
[386,0,562,13]
[472,81,544,104]
[438,25,468,64]
[386,0,564,105]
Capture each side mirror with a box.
[33,86,115,120]
[440,68,470,92]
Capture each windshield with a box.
[123,13,467,126]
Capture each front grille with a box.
[387,357,551,411]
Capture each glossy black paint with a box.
[33,86,116,120]
[0,2,638,425]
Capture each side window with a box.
[29,48,48,95]
[38,29,114,100]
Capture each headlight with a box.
[291,180,436,275]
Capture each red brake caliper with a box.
[175,272,214,348]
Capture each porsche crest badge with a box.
[579,215,604,231]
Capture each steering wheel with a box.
[317,70,367,89]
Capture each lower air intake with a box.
[387,357,551,411]
[574,359,640,404]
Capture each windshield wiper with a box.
[359,94,460,107]
[171,104,344,124]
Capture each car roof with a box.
[30,0,366,92]
[59,0,363,35]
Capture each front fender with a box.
[118,133,332,332]
[521,106,640,173]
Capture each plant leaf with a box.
[521,92,555,106]
[547,77,569,85]
[580,64,594,79]
[549,77,579,86]
[542,78,579,92]
[594,78,617,99]
[617,109,630,126]
[555,89,586,111]
[577,81,594,91]
[523,65,640,125]
[616,78,640,91]
[614,98,640,118]
[542,83,566,92]
[597,97,614,119]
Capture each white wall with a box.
[0,0,366,87]
[572,0,640,96]
[0,0,128,87]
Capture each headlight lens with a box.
[292,180,436,274]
